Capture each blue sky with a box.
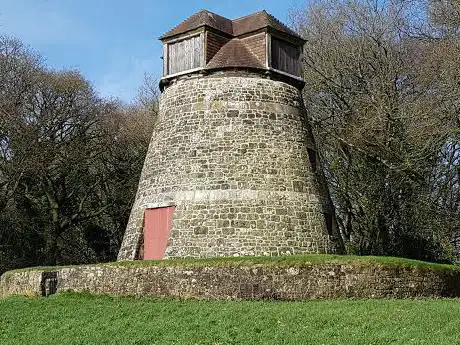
[0,0,305,103]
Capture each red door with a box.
[143,207,175,260]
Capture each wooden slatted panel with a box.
[271,37,301,77]
[167,35,203,75]
[143,207,175,260]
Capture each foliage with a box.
[0,36,156,271]
[1,293,460,344]
[2,0,460,270]
[290,0,460,261]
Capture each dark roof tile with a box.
[160,10,303,41]
[232,11,301,39]
[160,10,233,39]
[205,39,265,70]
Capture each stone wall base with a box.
[2,260,460,300]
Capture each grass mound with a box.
[1,293,459,345]
[4,254,459,276]
[112,254,459,270]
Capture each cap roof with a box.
[160,10,303,41]
[160,10,232,39]
[206,39,265,70]
[232,11,300,38]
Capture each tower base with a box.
[118,72,332,260]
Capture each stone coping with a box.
[1,256,460,300]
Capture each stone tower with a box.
[118,10,336,260]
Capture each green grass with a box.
[1,293,460,345]
[110,254,459,270]
[4,254,459,277]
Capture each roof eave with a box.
[159,26,205,41]
[267,27,306,44]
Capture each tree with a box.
[290,0,460,261]
[0,35,156,270]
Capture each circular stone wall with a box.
[118,72,331,260]
[2,259,460,300]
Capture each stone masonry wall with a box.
[118,72,331,260]
[2,262,460,300]
[0,270,42,297]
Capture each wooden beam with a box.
[163,43,168,76]
[268,67,304,81]
[203,31,207,67]
[266,32,271,69]
[163,28,203,45]
[160,67,205,80]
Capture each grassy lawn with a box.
[0,293,459,345]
